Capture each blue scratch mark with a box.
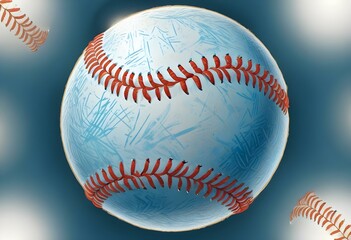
[139,32,149,37]
[240,109,253,128]
[194,98,226,126]
[147,41,151,56]
[214,135,232,149]
[141,40,152,72]
[151,25,177,53]
[252,93,259,116]
[215,85,230,105]
[124,109,141,148]
[171,22,177,36]
[237,91,254,101]
[147,58,151,73]
[80,91,132,145]
[119,105,131,122]
[131,106,194,150]
[85,93,117,139]
[110,107,132,130]
[127,49,143,58]
[167,38,175,52]
[218,112,274,177]
[126,55,147,66]
[129,113,151,146]
[128,32,135,55]
[198,94,209,117]
[197,116,212,127]
[195,50,204,57]
[143,123,197,150]
[159,42,164,55]
[172,126,197,139]
[152,26,168,35]
[157,36,170,46]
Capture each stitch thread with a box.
[84,33,289,114]
[0,0,48,51]
[84,158,253,214]
[290,192,351,240]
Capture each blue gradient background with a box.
[0,0,350,239]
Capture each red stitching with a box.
[84,158,253,214]
[290,192,351,239]
[0,0,48,51]
[84,33,289,114]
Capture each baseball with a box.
[61,5,289,231]
[0,0,48,51]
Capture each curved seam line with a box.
[83,158,254,214]
[0,0,48,51]
[84,33,289,114]
[290,192,351,239]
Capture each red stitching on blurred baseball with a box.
[84,158,253,214]
[290,192,351,240]
[0,0,48,51]
[84,33,289,114]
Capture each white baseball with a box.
[61,5,289,231]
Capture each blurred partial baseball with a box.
[290,191,351,240]
[61,6,289,231]
[0,0,48,52]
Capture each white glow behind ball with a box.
[0,194,57,240]
[61,6,289,231]
[284,0,351,52]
